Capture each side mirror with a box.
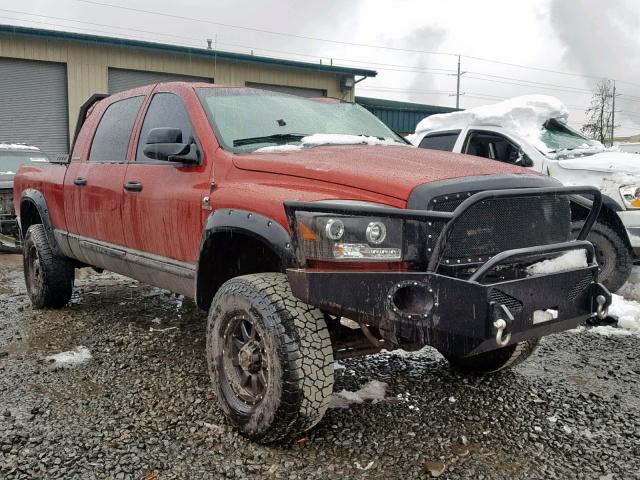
[510,149,533,167]
[143,127,199,164]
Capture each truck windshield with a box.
[196,87,405,152]
[539,118,598,152]
[0,150,48,175]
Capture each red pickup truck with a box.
[14,83,610,442]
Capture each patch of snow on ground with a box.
[606,294,640,334]
[329,380,388,409]
[413,95,568,152]
[0,143,39,151]
[0,171,16,175]
[527,249,587,276]
[46,346,92,367]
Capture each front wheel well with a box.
[570,202,631,251]
[196,231,286,310]
[19,199,43,237]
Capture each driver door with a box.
[121,87,212,265]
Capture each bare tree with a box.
[582,79,614,144]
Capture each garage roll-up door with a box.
[246,82,327,98]
[0,57,69,157]
[108,68,213,94]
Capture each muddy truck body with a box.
[13,83,611,442]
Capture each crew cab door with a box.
[122,86,213,264]
[65,93,146,246]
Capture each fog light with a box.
[324,218,345,240]
[366,221,387,244]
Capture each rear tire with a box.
[206,273,334,443]
[572,221,632,292]
[442,339,539,374]
[23,224,74,309]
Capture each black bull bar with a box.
[284,186,612,357]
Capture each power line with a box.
[71,0,640,88]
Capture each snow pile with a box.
[606,294,640,334]
[527,249,587,276]
[0,171,16,175]
[46,346,92,367]
[414,95,568,152]
[329,380,388,409]
[254,133,406,152]
[0,143,39,151]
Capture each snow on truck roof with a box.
[414,95,569,152]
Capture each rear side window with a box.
[418,131,460,151]
[89,96,144,162]
[136,93,194,161]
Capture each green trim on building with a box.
[0,24,378,78]
[356,96,459,134]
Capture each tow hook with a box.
[491,303,513,347]
[591,283,612,321]
[596,295,608,320]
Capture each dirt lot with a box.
[1,253,639,479]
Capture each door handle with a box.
[124,181,143,192]
[73,177,87,186]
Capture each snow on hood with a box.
[414,95,568,152]
[558,151,640,174]
[254,133,406,153]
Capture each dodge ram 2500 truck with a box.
[14,83,611,442]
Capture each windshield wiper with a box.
[233,133,308,147]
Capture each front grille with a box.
[0,189,14,215]
[567,273,594,300]
[430,194,571,263]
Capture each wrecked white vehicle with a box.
[410,95,640,291]
[0,143,49,252]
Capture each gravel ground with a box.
[1,253,639,480]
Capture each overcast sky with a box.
[4,0,640,135]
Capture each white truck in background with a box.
[409,95,640,292]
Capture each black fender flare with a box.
[195,208,296,308]
[20,189,63,256]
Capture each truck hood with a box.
[232,145,532,200]
[558,152,640,174]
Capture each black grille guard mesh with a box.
[284,186,602,273]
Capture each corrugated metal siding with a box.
[108,68,213,94]
[246,82,326,97]
[0,57,69,156]
[0,35,349,141]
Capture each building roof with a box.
[356,96,458,114]
[0,24,377,78]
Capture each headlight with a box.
[620,185,640,209]
[294,211,403,261]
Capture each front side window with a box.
[196,87,405,152]
[89,96,144,162]
[136,93,195,161]
[418,131,460,151]
[465,132,524,165]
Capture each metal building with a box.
[356,96,459,136]
[0,24,376,156]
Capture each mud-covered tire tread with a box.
[23,224,74,309]
[572,220,632,293]
[207,272,334,443]
[443,339,540,374]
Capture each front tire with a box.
[442,339,539,374]
[23,224,74,309]
[206,273,334,443]
[572,221,632,292]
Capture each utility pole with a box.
[448,55,466,108]
[456,55,462,109]
[610,80,616,146]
